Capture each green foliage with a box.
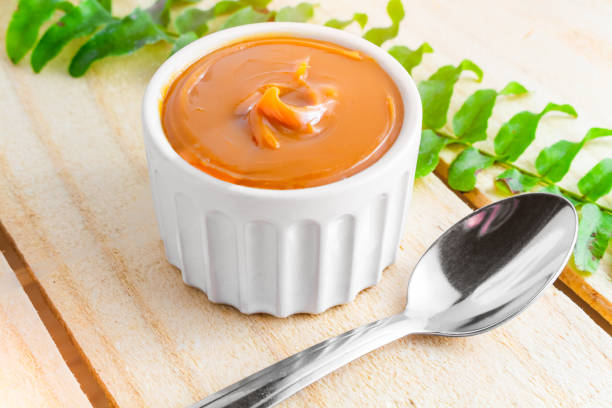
[388,43,433,74]
[494,168,539,195]
[452,89,497,143]
[5,0,310,75]
[448,147,495,191]
[99,0,111,11]
[536,128,612,183]
[574,204,612,274]
[31,0,115,72]
[6,0,72,63]
[242,0,272,7]
[147,0,171,26]
[415,130,447,178]
[363,0,404,46]
[174,1,251,37]
[220,6,272,29]
[494,102,577,162]
[578,159,612,202]
[171,31,198,54]
[418,59,483,130]
[419,79,607,273]
[538,185,582,206]
[324,13,367,30]
[452,82,527,143]
[214,0,248,14]
[174,8,213,36]
[69,8,169,77]
[498,81,528,95]
[275,3,315,22]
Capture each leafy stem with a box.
[433,130,609,211]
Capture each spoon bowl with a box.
[191,193,578,408]
[406,193,577,335]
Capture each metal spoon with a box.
[190,193,577,408]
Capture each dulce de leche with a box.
[161,37,404,189]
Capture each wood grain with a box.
[0,0,611,407]
[0,253,92,408]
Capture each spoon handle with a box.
[188,313,423,408]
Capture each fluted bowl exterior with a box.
[142,23,422,316]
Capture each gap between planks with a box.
[0,222,113,408]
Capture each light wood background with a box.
[0,254,92,407]
[0,0,611,407]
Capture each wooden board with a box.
[387,0,612,322]
[0,0,612,407]
[0,253,92,408]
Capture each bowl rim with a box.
[142,22,422,199]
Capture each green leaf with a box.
[6,0,72,64]
[220,6,272,30]
[535,141,580,183]
[452,81,527,144]
[535,127,612,183]
[148,0,200,26]
[541,102,577,118]
[146,0,172,27]
[99,0,111,12]
[494,102,578,162]
[175,8,213,36]
[69,8,169,77]
[148,0,208,26]
[363,0,404,46]
[175,1,248,35]
[538,185,582,206]
[416,130,448,178]
[539,185,562,195]
[499,80,528,96]
[31,0,114,73]
[324,13,368,30]
[388,42,433,75]
[452,89,497,144]
[213,0,247,15]
[578,158,612,202]
[418,59,483,130]
[241,0,272,7]
[171,31,198,54]
[573,204,612,274]
[494,168,539,195]
[448,147,495,191]
[582,127,612,143]
[275,3,314,22]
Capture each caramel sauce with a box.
[162,37,404,189]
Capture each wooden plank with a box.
[0,1,611,407]
[0,253,92,408]
[389,0,612,322]
[0,224,112,407]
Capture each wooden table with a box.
[1,1,611,407]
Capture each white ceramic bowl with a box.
[142,22,422,317]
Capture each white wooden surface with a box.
[0,1,611,407]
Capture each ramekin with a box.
[142,22,422,317]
